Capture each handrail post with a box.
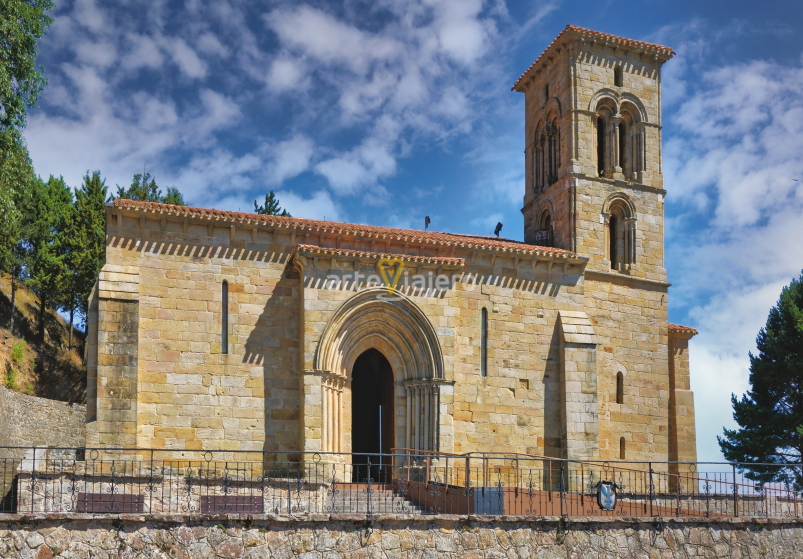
[445,457,449,493]
[30,445,36,514]
[732,463,738,517]
[649,463,654,517]
[559,460,565,517]
[465,456,470,489]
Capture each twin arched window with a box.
[595,101,645,181]
[533,113,559,192]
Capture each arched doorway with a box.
[351,348,394,483]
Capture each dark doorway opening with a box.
[351,349,394,483]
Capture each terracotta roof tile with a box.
[669,323,698,335]
[512,24,675,91]
[111,199,582,260]
[295,245,466,266]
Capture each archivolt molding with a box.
[534,199,554,227]
[602,192,636,218]
[619,93,647,123]
[588,88,620,114]
[544,97,562,119]
[314,287,444,382]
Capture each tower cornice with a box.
[512,25,675,92]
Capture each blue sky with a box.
[25,0,803,463]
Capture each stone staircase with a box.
[324,486,425,514]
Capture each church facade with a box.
[86,25,697,468]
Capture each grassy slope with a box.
[0,275,86,404]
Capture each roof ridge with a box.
[110,199,582,260]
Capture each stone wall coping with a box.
[107,199,584,262]
[0,512,797,527]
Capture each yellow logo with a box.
[378,258,404,294]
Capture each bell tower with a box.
[514,25,674,281]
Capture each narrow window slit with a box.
[222,281,229,354]
[481,308,488,377]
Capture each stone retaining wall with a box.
[0,385,85,456]
[0,514,800,558]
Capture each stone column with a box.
[611,115,622,176]
[558,311,599,461]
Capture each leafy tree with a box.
[0,136,36,334]
[21,175,72,342]
[0,131,34,333]
[0,0,53,333]
[113,171,186,205]
[254,191,290,216]
[719,271,803,487]
[0,0,54,132]
[62,171,107,348]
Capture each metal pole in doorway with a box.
[379,405,383,475]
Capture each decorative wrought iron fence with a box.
[0,446,800,519]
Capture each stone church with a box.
[86,25,698,468]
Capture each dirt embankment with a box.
[0,276,86,404]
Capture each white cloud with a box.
[74,41,117,68]
[275,190,342,221]
[315,137,397,196]
[661,28,803,461]
[196,32,228,57]
[262,0,507,195]
[122,34,164,71]
[163,38,207,79]
[267,135,314,185]
[264,6,402,74]
[266,58,307,93]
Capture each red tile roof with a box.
[110,199,581,260]
[295,245,466,267]
[512,24,675,91]
[669,323,698,335]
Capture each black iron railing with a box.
[0,446,800,518]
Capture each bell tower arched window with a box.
[620,103,644,182]
[533,124,546,193]
[534,209,552,247]
[547,114,559,185]
[605,197,637,272]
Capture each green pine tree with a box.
[62,171,107,348]
[719,271,803,487]
[22,175,72,342]
[113,172,186,206]
[254,191,290,216]
[162,186,185,206]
